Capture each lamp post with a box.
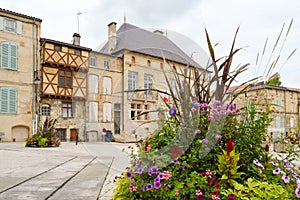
[34,71,41,134]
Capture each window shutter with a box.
[0,88,8,113]
[10,44,17,70]
[1,42,9,69]
[0,17,3,30]
[9,88,17,113]
[16,21,22,34]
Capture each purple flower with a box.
[282,175,290,183]
[146,183,152,190]
[191,107,197,112]
[202,139,208,144]
[194,129,201,134]
[284,159,291,169]
[142,184,145,191]
[157,173,163,179]
[148,169,153,176]
[253,159,264,168]
[271,161,279,166]
[273,168,281,174]
[134,168,144,174]
[215,134,222,140]
[208,116,214,121]
[181,166,186,171]
[154,177,160,182]
[126,171,132,178]
[296,188,300,198]
[135,160,141,166]
[150,166,159,174]
[172,160,179,164]
[168,107,177,116]
[164,183,171,188]
[154,181,161,189]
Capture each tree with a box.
[266,72,282,86]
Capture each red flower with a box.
[145,141,151,151]
[170,145,183,159]
[226,139,234,156]
[163,97,169,102]
[265,144,269,152]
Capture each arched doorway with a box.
[12,125,29,142]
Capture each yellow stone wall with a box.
[0,11,41,141]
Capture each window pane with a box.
[66,78,72,87]
[59,77,64,86]
[5,20,15,32]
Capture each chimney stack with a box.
[72,33,81,46]
[108,22,117,52]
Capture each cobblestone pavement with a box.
[0,142,134,200]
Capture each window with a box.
[0,87,17,113]
[89,101,98,122]
[0,18,22,34]
[275,100,280,110]
[128,71,138,98]
[103,102,112,122]
[41,104,50,116]
[104,60,110,69]
[144,74,153,97]
[62,102,73,118]
[131,56,135,64]
[147,60,151,66]
[55,45,61,51]
[90,57,96,67]
[103,77,112,95]
[1,42,18,70]
[130,103,149,120]
[290,116,295,128]
[291,102,294,113]
[75,49,81,55]
[5,19,15,32]
[59,70,72,88]
[275,116,281,128]
[88,74,98,94]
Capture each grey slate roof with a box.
[99,23,203,69]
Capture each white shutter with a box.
[1,42,9,69]
[10,44,17,70]
[16,21,22,34]
[0,88,9,113]
[103,102,111,122]
[0,17,3,30]
[88,75,98,94]
[9,88,17,113]
[103,77,112,95]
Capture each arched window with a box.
[103,102,112,122]
[41,104,51,116]
[131,56,135,64]
[103,76,112,95]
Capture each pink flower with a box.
[162,171,172,179]
[196,189,202,196]
[175,189,179,196]
[194,129,201,134]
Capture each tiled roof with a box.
[0,8,42,22]
[100,23,203,69]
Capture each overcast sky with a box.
[1,0,299,88]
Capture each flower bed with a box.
[25,118,61,148]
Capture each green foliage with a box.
[265,72,282,86]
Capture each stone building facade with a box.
[0,8,42,141]
[227,84,300,140]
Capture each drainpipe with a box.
[121,55,125,132]
[31,18,36,135]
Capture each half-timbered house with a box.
[39,34,91,141]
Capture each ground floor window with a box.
[56,128,66,141]
[130,103,149,120]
